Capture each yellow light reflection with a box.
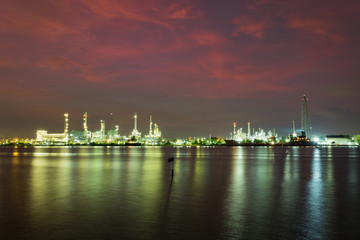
[304,148,326,237]
[224,147,247,236]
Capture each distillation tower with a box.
[100,120,105,135]
[83,112,88,134]
[233,122,236,138]
[131,112,141,139]
[149,115,153,136]
[64,113,69,142]
[144,115,162,144]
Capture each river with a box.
[0,146,359,239]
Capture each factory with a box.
[35,112,162,145]
[36,113,69,143]
[325,135,354,146]
[143,115,162,145]
[230,121,278,143]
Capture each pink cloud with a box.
[187,30,227,46]
[232,15,270,38]
[166,3,202,19]
[79,0,201,30]
[0,1,83,38]
[169,6,192,19]
[0,0,358,102]
[288,18,345,43]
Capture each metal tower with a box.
[131,112,141,139]
[149,115,153,136]
[83,112,88,132]
[233,122,236,139]
[292,120,296,136]
[110,113,113,132]
[134,112,137,131]
[64,113,69,142]
[100,120,105,135]
[301,95,312,137]
[109,112,114,141]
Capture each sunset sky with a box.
[1,0,359,138]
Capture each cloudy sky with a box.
[1,0,359,138]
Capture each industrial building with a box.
[144,115,162,145]
[36,113,69,143]
[325,135,354,146]
[35,112,162,145]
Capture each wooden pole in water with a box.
[172,160,174,178]
[168,157,174,178]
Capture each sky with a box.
[1,0,359,139]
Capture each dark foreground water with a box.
[0,146,359,239]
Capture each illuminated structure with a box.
[230,122,247,142]
[301,95,312,137]
[232,126,246,141]
[292,120,296,136]
[101,120,105,134]
[144,115,162,145]
[107,113,119,142]
[325,135,358,146]
[36,130,48,142]
[113,125,120,139]
[70,112,91,143]
[83,112,90,142]
[130,112,141,139]
[110,113,113,131]
[83,112,88,135]
[64,113,69,141]
[233,122,236,138]
[153,123,161,137]
[228,122,278,144]
[36,113,69,143]
[150,115,153,135]
[92,120,106,142]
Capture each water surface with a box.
[0,146,359,239]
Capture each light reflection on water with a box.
[0,146,359,239]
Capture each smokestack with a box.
[134,112,137,131]
[64,113,69,141]
[110,113,113,131]
[100,120,105,135]
[149,115,153,135]
[292,120,296,135]
[83,112,88,132]
[233,122,236,139]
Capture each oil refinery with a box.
[0,95,358,146]
[35,112,163,146]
